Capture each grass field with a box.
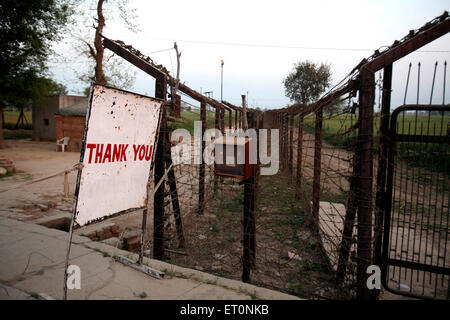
[2,110,33,139]
[303,112,449,141]
[301,112,449,173]
[3,110,32,130]
[169,109,217,133]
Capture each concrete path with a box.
[0,216,299,300]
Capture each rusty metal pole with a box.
[280,112,286,165]
[372,64,392,299]
[281,113,285,168]
[242,95,248,131]
[228,109,232,131]
[284,114,287,168]
[289,114,294,174]
[153,76,167,261]
[242,109,257,280]
[243,125,255,283]
[312,107,323,233]
[281,113,284,168]
[214,106,220,194]
[198,100,206,214]
[336,173,358,284]
[238,110,241,128]
[242,175,253,283]
[285,114,289,170]
[235,109,238,129]
[296,115,304,198]
[357,67,375,300]
[249,112,257,267]
[220,107,225,134]
[165,134,185,248]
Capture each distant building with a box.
[55,99,88,152]
[32,95,86,141]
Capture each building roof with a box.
[57,99,88,116]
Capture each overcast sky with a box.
[50,0,450,110]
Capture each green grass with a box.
[29,292,39,299]
[248,291,259,300]
[94,248,110,257]
[3,110,32,130]
[3,131,32,140]
[168,110,216,134]
[2,110,33,139]
[301,113,449,174]
[302,113,449,143]
[204,279,218,285]
[0,168,15,178]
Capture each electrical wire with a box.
[119,34,450,53]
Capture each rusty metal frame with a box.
[381,104,450,300]
[102,37,265,288]
[259,10,450,301]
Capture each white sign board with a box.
[74,84,161,226]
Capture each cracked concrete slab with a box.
[0,283,35,300]
[0,217,300,300]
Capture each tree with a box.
[0,0,72,147]
[0,1,71,104]
[283,61,331,105]
[73,0,138,91]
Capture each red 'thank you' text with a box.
[86,144,153,164]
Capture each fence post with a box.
[214,106,220,194]
[242,111,258,281]
[250,112,257,267]
[242,176,253,283]
[296,115,304,198]
[165,133,185,248]
[289,114,294,174]
[373,64,392,299]
[357,66,375,300]
[220,107,225,134]
[198,100,206,214]
[336,168,358,284]
[281,112,286,171]
[153,76,167,261]
[285,114,289,170]
[312,107,323,232]
[282,113,285,166]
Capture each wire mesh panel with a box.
[383,105,450,300]
[299,103,360,296]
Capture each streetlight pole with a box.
[221,60,224,102]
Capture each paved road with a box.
[0,216,299,300]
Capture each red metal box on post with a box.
[214,136,254,180]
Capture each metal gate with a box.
[382,105,450,300]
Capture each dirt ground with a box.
[0,139,349,299]
[287,128,449,300]
[163,172,354,299]
[0,139,146,236]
